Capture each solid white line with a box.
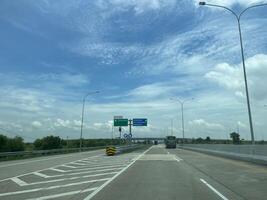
[83,146,153,200]
[33,172,50,178]
[0,150,103,168]
[49,168,66,172]
[10,177,28,186]
[0,178,109,197]
[200,179,229,200]
[26,187,98,200]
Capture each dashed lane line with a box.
[200,179,229,200]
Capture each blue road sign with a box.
[123,133,132,139]
[133,118,147,126]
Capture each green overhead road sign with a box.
[114,119,128,127]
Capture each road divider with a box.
[106,147,116,156]
[182,144,267,165]
[105,144,148,156]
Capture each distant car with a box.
[154,140,158,145]
[165,136,176,148]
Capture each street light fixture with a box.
[80,90,100,151]
[170,98,194,145]
[199,1,267,144]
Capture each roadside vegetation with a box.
[0,132,266,154]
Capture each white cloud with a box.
[39,73,90,86]
[127,82,177,100]
[54,118,71,128]
[32,121,42,128]
[109,0,176,14]
[205,54,267,101]
[189,118,224,129]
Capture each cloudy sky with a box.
[0,0,267,141]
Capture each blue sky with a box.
[0,0,267,141]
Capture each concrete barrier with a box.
[182,144,267,165]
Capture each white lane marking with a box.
[65,161,130,169]
[49,168,66,172]
[0,178,109,197]
[175,156,183,162]
[83,146,153,200]
[139,154,177,161]
[64,164,127,172]
[33,172,50,178]
[0,153,103,183]
[10,177,28,186]
[200,179,229,200]
[70,162,89,166]
[0,151,103,168]
[167,151,170,154]
[44,167,123,178]
[26,187,98,200]
[61,164,77,169]
[23,171,118,186]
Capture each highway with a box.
[0,145,266,200]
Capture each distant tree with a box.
[258,140,265,145]
[196,137,204,143]
[230,132,240,144]
[0,134,8,152]
[205,136,211,143]
[34,135,62,150]
[33,139,43,150]
[6,136,25,151]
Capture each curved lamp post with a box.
[170,98,194,145]
[80,91,100,151]
[199,2,267,144]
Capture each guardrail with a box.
[181,144,267,165]
[0,144,149,161]
[105,144,148,156]
[0,146,105,161]
[116,144,147,154]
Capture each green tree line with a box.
[0,134,25,152]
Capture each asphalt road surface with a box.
[0,145,266,200]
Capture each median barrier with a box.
[106,146,116,156]
[181,144,267,165]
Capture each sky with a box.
[0,0,267,142]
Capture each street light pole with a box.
[79,91,100,152]
[199,2,267,144]
[171,98,194,145]
[181,102,184,143]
